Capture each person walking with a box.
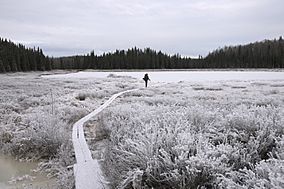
[143,73,150,87]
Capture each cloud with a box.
[0,0,283,57]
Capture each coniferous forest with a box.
[0,38,52,73]
[205,37,284,68]
[0,36,283,73]
[51,48,199,70]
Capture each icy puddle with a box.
[0,155,55,189]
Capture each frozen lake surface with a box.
[43,71,284,82]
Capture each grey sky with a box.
[0,0,283,57]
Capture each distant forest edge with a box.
[0,38,52,72]
[0,37,283,73]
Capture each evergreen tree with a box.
[205,37,284,68]
[0,59,5,73]
[1,36,283,73]
[0,37,48,73]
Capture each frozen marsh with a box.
[0,70,284,188]
[43,70,284,82]
[95,78,284,188]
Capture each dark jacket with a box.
[143,74,150,81]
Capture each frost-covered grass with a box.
[96,80,284,189]
[2,71,284,189]
[0,72,139,188]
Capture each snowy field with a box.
[1,70,284,188]
[43,70,284,82]
[0,72,139,188]
[94,80,284,188]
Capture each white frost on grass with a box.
[1,71,284,188]
[96,80,284,189]
[0,72,140,188]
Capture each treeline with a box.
[0,37,52,73]
[205,37,284,68]
[50,37,284,69]
[52,48,203,70]
[0,37,283,73]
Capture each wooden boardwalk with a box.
[72,89,139,189]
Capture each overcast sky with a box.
[0,0,283,57]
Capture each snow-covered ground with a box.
[90,79,284,188]
[1,71,284,188]
[0,72,139,188]
[43,70,284,82]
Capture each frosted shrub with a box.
[91,117,111,141]
[217,159,284,189]
[39,142,75,189]
[1,110,75,188]
[76,93,86,101]
[102,104,224,188]
[6,113,68,160]
[98,81,284,189]
[0,73,141,188]
[57,106,88,124]
[253,159,284,188]
[75,90,113,100]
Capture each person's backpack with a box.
[143,74,149,81]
